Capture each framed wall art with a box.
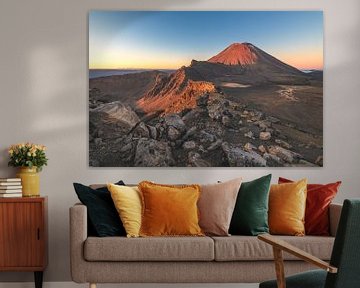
[89,11,323,167]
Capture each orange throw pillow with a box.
[269,179,307,236]
[278,177,341,236]
[138,181,204,237]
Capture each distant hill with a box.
[89,70,166,105]
[306,70,323,81]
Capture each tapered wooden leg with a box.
[89,283,97,288]
[273,247,286,288]
[34,271,43,288]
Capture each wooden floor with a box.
[0,283,259,288]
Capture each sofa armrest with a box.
[329,203,342,237]
[258,234,338,273]
[69,203,88,283]
[258,233,337,288]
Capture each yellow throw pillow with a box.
[269,179,307,236]
[107,183,142,238]
[138,181,204,237]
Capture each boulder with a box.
[208,103,223,120]
[134,138,174,167]
[200,130,216,143]
[119,142,133,153]
[164,114,186,132]
[244,142,257,152]
[183,141,196,150]
[167,126,181,141]
[258,145,267,154]
[196,94,209,107]
[221,115,231,127]
[263,153,283,165]
[256,120,271,130]
[158,126,165,138]
[188,151,211,167]
[182,126,197,141]
[268,145,301,164]
[244,131,255,139]
[94,138,103,146]
[147,125,158,139]
[275,139,292,149]
[222,142,267,167]
[97,129,104,137]
[260,131,271,141]
[207,139,223,151]
[91,101,140,133]
[132,122,150,138]
[182,109,202,123]
[221,115,239,128]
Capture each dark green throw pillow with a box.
[229,174,272,236]
[73,181,126,237]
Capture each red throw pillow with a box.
[278,177,341,236]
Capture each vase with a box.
[16,167,40,197]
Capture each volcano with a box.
[205,42,306,80]
[207,42,302,75]
[208,42,258,65]
[137,43,310,114]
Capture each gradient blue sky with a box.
[89,11,323,70]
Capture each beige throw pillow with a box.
[198,178,242,236]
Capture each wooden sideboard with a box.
[0,197,48,288]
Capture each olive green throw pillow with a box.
[229,174,272,236]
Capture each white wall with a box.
[0,0,359,282]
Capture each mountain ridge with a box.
[137,42,311,114]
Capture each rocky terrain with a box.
[89,43,323,167]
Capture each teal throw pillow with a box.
[229,174,272,236]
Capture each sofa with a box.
[70,201,342,287]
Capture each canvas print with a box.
[89,11,323,167]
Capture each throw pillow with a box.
[198,178,242,236]
[229,174,272,236]
[73,181,126,237]
[107,183,142,238]
[138,181,203,237]
[279,177,341,236]
[269,179,307,236]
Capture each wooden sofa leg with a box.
[89,283,96,288]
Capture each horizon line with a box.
[89,67,324,71]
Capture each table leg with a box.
[34,271,43,288]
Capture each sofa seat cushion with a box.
[84,236,214,261]
[212,236,334,261]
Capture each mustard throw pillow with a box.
[107,183,142,237]
[138,181,204,237]
[269,179,307,236]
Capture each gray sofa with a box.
[70,202,342,287]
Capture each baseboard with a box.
[0,282,259,288]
